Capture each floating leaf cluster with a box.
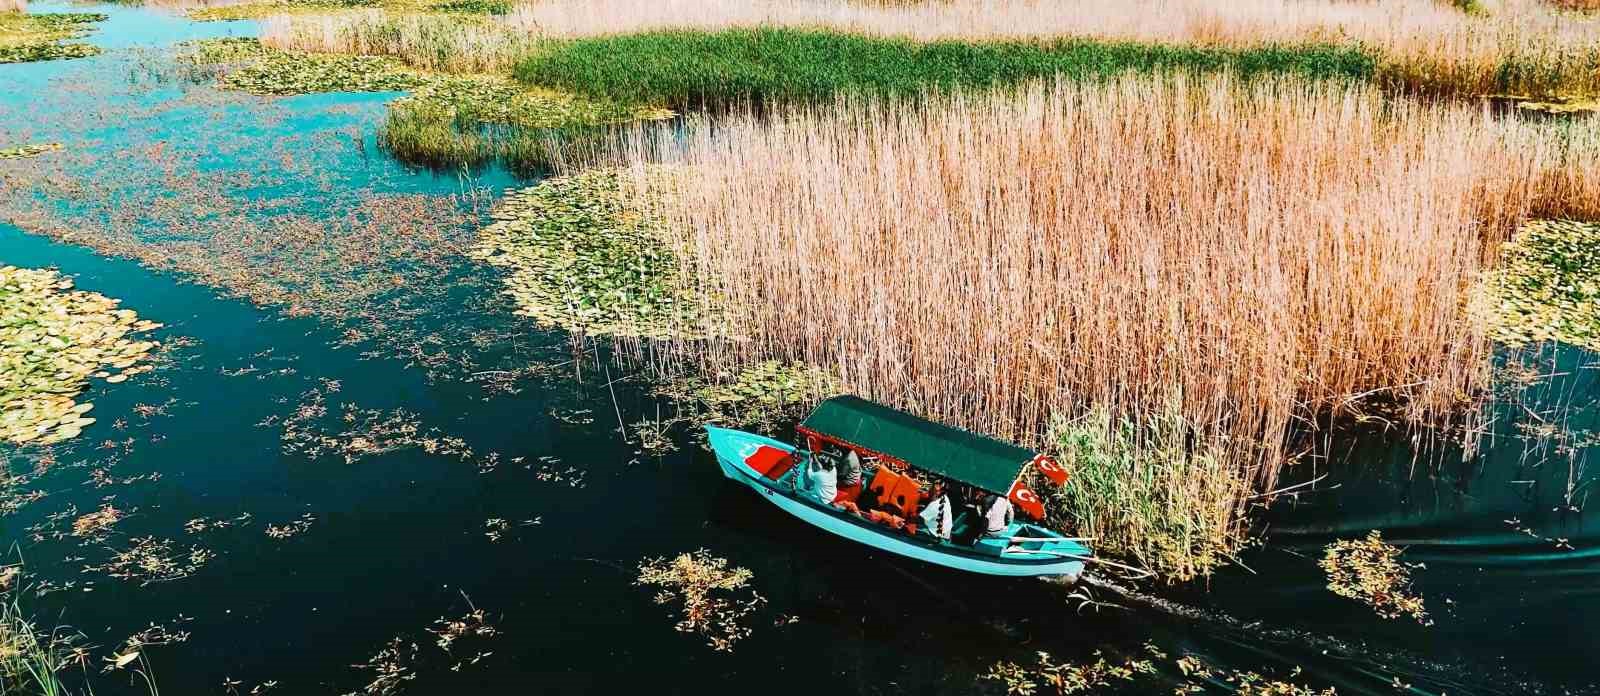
[0,143,62,160]
[1319,530,1429,623]
[471,169,715,339]
[0,266,161,446]
[984,646,1158,695]
[1477,220,1600,351]
[86,536,215,586]
[652,360,840,435]
[635,549,766,653]
[0,12,104,64]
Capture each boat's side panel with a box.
[706,427,1085,578]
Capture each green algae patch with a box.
[653,360,839,434]
[1476,220,1600,351]
[0,12,105,64]
[0,143,62,160]
[470,169,716,339]
[0,266,161,446]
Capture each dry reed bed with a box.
[265,0,1600,95]
[0,0,25,14]
[611,74,1600,498]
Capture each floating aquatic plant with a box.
[0,143,62,160]
[1476,220,1600,352]
[342,598,500,695]
[1319,530,1429,624]
[86,536,215,586]
[0,266,161,446]
[0,12,104,64]
[650,360,840,436]
[471,169,715,339]
[984,646,1159,696]
[635,549,765,653]
[264,512,315,539]
[1173,655,1337,695]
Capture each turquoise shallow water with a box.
[2,4,1598,694]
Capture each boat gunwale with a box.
[712,428,1084,568]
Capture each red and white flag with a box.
[1032,453,1069,486]
[1007,479,1046,520]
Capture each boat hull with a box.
[706,426,1087,579]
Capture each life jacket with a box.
[866,466,922,518]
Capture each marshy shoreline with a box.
[2,0,1600,693]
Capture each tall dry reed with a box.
[261,11,536,73]
[263,0,1600,96]
[611,74,1600,496]
[0,0,26,14]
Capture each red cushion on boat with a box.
[745,446,796,480]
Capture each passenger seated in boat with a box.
[950,486,986,546]
[834,449,864,505]
[982,491,1014,536]
[799,454,837,506]
[918,482,953,541]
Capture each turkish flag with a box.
[1033,454,1069,486]
[1007,479,1046,520]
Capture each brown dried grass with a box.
[610,73,1600,496]
[0,0,24,14]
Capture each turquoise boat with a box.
[706,396,1091,579]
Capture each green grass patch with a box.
[378,74,665,173]
[513,27,1377,109]
[1043,405,1250,582]
[1475,219,1600,351]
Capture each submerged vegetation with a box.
[635,550,765,653]
[1320,531,1429,624]
[0,266,160,446]
[1478,220,1600,352]
[0,11,104,64]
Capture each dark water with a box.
[1,4,1597,694]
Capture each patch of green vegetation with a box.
[0,143,61,160]
[379,74,667,172]
[469,169,714,339]
[0,11,105,64]
[635,549,766,653]
[0,266,161,446]
[651,360,839,436]
[1499,93,1600,116]
[1477,220,1600,351]
[180,36,273,64]
[1320,530,1430,624]
[1043,405,1249,582]
[429,0,508,15]
[219,48,427,95]
[1,572,92,695]
[513,27,1377,109]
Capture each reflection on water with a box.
[1,3,1596,694]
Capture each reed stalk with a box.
[601,74,1600,577]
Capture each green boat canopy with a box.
[798,395,1036,494]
